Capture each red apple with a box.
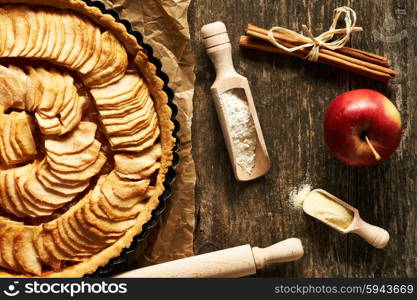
[324,89,402,167]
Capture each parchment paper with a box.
[101,0,196,274]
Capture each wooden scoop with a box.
[303,189,390,248]
[201,21,270,181]
[114,238,304,278]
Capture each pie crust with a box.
[0,0,175,277]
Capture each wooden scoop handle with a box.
[201,21,238,79]
[252,238,304,269]
[114,238,303,278]
[352,218,390,248]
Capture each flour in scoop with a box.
[220,90,257,174]
[303,192,354,229]
[289,182,312,210]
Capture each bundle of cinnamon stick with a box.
[240,24,396,82]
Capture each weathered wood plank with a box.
[190,0,416,277]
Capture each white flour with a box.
[289,182,312,210]
[220,90,257,174]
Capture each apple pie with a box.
[0,0,175,277]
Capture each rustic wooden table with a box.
[189,0,416,277]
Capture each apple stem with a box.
[364,136,381,161]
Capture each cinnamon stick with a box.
[336,47,390,68]
[239,36,392,82]
[247,24,391,68]
[246,28,396,76]
[241,24,396,82]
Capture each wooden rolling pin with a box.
[114,238,304,278]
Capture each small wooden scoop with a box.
[114,238,304,278]
[303,189,390,248]
[201,21,270,181]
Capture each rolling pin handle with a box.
[252,238,304,269]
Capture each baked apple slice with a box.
[105,103,155,136]
[28,8,47,57]
[89,33,128,87]
[73,16,99,69]
[45,122,97,155]
[6,167,37,217]
[13,113,38,159]
[33,230,61,271]
[0,171,26,217]
[109,114,158,147]
[63,13,83,67]
[46,140,101,171]
[112,127,160,153]
[83,31,128,88]
[7,6,29,57]
[50,9,66,61]
[82,203,136,234]
[0,224,24,272]
[49,152,107,182]
[20,8,38,57]
[78,25,102,74]
[14,227,43,276]
[114,144,161,178]
[91,74,144,105]
[56,11,76,64]
[15,165,57,216]
[0,116,22,165]
[0,8,15,56]
[57,217,99,255]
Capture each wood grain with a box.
[190,0,417,277]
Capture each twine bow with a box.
[267,6,363,61]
